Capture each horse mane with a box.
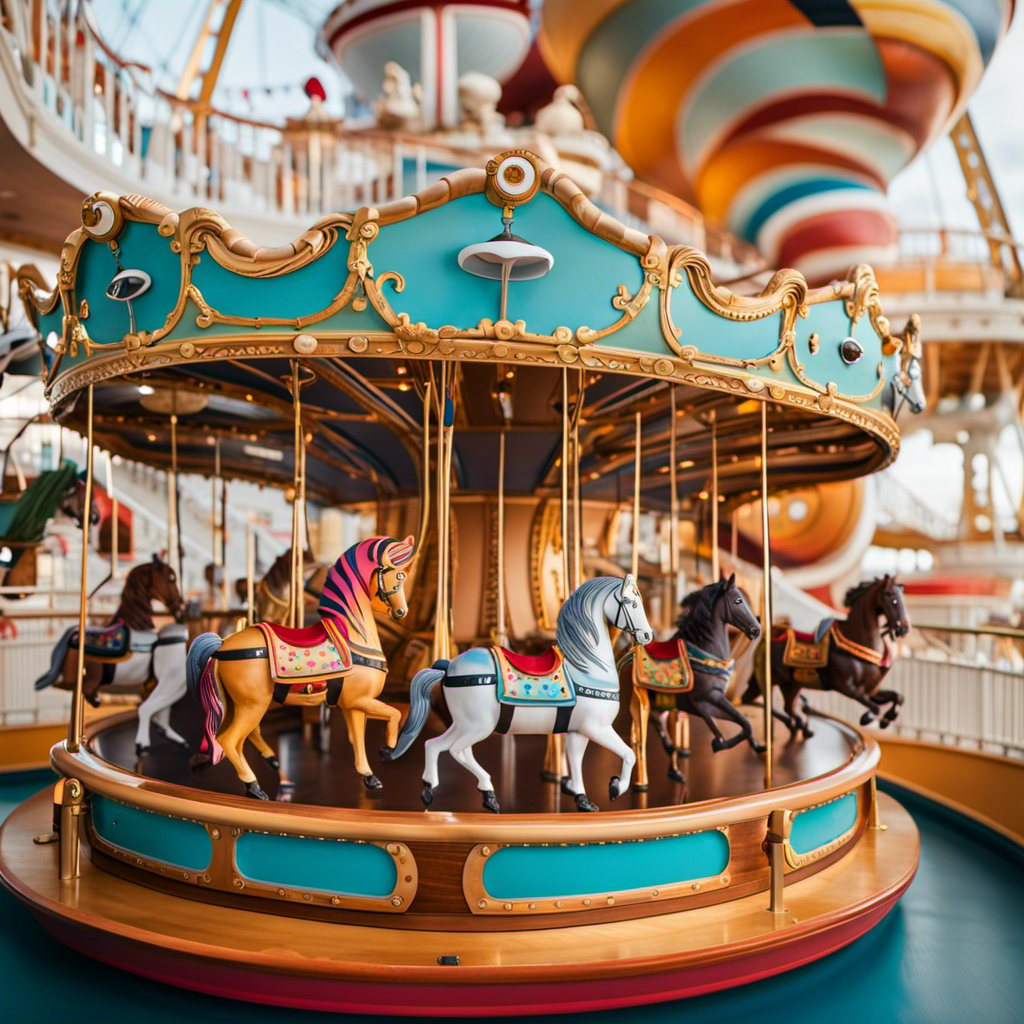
[843,577,883,609]
[674,579,727,647]
[556,576,622,673]
[113,563,155,631]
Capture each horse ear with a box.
[151,553,161,566]
[622,573,635,590]
[728,572,736,586]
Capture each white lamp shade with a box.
[458,238,554,281]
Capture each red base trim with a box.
[30,889,907,1016]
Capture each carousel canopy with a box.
[20,151,911,509]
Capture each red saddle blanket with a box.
[256,617,352,684]
[498,646,561,675]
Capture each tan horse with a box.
[187,536,414,799]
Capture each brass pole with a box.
[106,451,118,579]
[573,368,583,590]
[412,381,431,579]
[433,364,444,662]
[632,411,641,579]
[442,378,456,656]
[168,408,181,581]
[711,410,719,580]
[290,360,302,629]
[669,386,679,591]
[731,509,738,562]
[246,518,255,626]
[760,401,773,789]
[220,476,228,609]
[496,429,507,645]
[560,368,570,598]
[212,437,220,605]
[68,385,94,754]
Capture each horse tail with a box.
[186,632,226,767]
[385,659,448,761]
[34,627,76,690]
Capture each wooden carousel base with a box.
[0,788,919,1016]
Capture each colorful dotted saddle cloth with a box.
[632,639,694,693]
[69,620,155,662]
[491,645,575,707]
[257,617,352,685]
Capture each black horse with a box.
[619,575,763,789]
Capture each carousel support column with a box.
[668,386,680,630]
[434,363,455,661]
[413,381,431,591]
[68,385,94,755]
[760,402,773,789]
[58,777,84,881]
[710,410,719,580]
[765,808,792,913]
[289,360,305,629]
[221,475,229,609]
[560,368,570,595]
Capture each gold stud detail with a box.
[478,899,487,909]
[481,846,490,857]
[210,828,220,840]
[607,896,615,905]
[503,903,512,911]
[391,896,404,907]
[331,896,341,905]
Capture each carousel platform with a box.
[0,706,919,1015]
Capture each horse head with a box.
[885,316,926,417]
[717,573,761,640]
[146,552,183,619]
[877,573,909,638]
[374,535,415,620]
[608,573,654,646]
[63,475,100,528]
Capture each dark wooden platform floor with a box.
[91,697,859,814]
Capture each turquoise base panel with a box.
[790,792,858,856]
[234,832,397,898]
[482,830,730,900]
[90,795,212,873]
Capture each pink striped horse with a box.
[187,536,414,799]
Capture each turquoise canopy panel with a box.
[23,150,913,474]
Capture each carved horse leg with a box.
[562,731,595,811]
[667,711,689,779]
[707,690,767,752]
[872,688,904,729]
[630,684,650,792]
[218,690,274,801]
[450,739,500,812]
[831,675,883,725]
[780,683,814,739]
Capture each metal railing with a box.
[0,0,762,267]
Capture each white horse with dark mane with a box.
[385,575,653,812]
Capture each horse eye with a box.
[397,572,406,581]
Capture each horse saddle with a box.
[69,620,156,662]
[774,619,834,682]
[257,618,355,692]
[491,646,575,706]
[632,639,694,693]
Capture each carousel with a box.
[0,151,924,1014]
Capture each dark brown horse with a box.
[620,575,763,788]
[741,574,909,737]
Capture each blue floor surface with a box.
[2,770,1022,1024]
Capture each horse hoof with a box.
[659,738,676,756]
[379,745,394,763]
[575,794,598,813]
[860,712,876,727]
[802,728,815,739]
[245,781,269,801]
[421,784,434,806]
[879,718,892,730]
[86,694,101,708]
[363,774,383,791]
[481,790,500,814]
[751,741,767,754]
[609,776,621,801]
[711,737,727,753]
[668,766,685,783]
[560,778,576,797]
[265,755,280,772]
[135,744,149,756]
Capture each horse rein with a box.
[613,588,644,641]
[376,567,406,608]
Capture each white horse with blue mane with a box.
[384,575,653,812]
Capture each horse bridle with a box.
[612,582,644,641]
[376,566,407,614]
[878,581,908,637]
